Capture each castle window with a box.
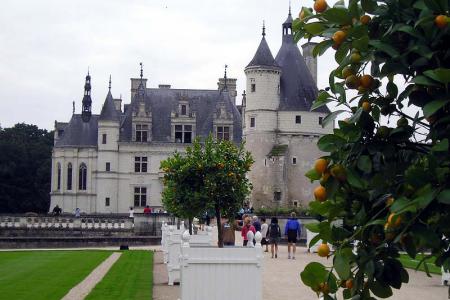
[216,126,230,141]
[135,124,148,142]
[78,163,87,190]
[106,162,111,172]
[181,105,187,116]
[295,115,301,124]
[105,197,110,207]
[102,134,107,144]
[264,158,267,166]
[292,157,297,165]
[319,117,323,125]
[57,163,61,190]
[134,156,148,173]
[274,191,281,201]
[250,117,255,128]
[251,84,256,92]
[175,125,192,143]
[67,163,73,190]
[134,187,147,207]
[293,200,299,207]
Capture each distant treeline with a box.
[0,123,53,213]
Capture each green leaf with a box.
[311,90,333,111]
[305,222,321,233]
[387,80,398,98]
[432,138,449,152]
[347,168,365,189]
[305,168,321,181]
[335,42,350,64]
[322,7,352,25]
[437,189,450,204]
[424,68,450,84]
[413,75,441,86]
[309,233,322,248]
[313,39,334,57]
[352,35,370,52]
[413,185,435,209]
[304,23,326,35]
[423,99,449,118]
[300,262,328,288]
[369,40,400,57]
[334,250,351,279]
[361,0,377,13]
[369,280,393,298]
[317,134,346,152]
[322,110,346,128]
[357,155,372,173]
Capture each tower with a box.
[81,72,92,122]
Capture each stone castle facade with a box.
[49,10,332,213]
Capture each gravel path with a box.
[61,252,122,300]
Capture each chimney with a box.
[301,42,318,84]
[158,84,171,89]
[217,77,237,105]
[114,98,122,112]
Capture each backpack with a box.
[269,223,280,238]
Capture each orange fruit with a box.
[342,66,354,79]
[362,101,371,112]
[360,15,371,25]
[332,30,347,45]
[314,0,328,13]
[345,279,354,289]
[314,158,328,174]
[314,186,327,202]
[435,15,448,29]
[320,172,331,186]
[317,243,330,257]
[345,75,360,89]
[330,164,347,181]
[350,52,361,64]
[360,74,374,89]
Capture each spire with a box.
[108,75,112,92]
[72,101,75,114]
[223,64,228,91]
[246,23,279,69]
[81,71,92,122]
[262,20,266,37]
[289,0,292,16]
[136,62,146,101]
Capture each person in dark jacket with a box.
[284,212,301,259]
[268,217,281,258]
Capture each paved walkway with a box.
[152,228,448,300]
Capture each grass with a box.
[399,253,441,275]
[0,250,112,300]
[86,250,153,300]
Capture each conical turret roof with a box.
[246,27,279,69]
[99,90,120,121]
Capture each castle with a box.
[49,9,332,213]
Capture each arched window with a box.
[79,163,87,190]
[67,163,73,190]
[57,163,61,190]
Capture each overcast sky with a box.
[0,0,340,130]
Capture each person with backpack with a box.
[268,217,281,258]
[241,216,256,246]
[285,212,302,259]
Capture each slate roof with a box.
[246,36,279,69]
[275,26,330,113]
[55,86,243,148]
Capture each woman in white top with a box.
[260,217,269,252]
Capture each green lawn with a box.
[399,254,441,275]
[86,250,153,300]
[0,250,112,300]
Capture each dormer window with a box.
[181,105,187,116]
[216,126,230,141]
[135,124,148,142]
[175,125,192,143]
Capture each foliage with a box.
[86,250,153,300]
[0,123,54,213]
[160,135,253,247]
[0,250,111,300]
[294,0,450,298]
[398,254,441,275]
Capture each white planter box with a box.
[442,267,450,285]
[189,226,213,247]
[166,222,185,285]
[180,231,263,300]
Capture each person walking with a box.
[241,217,256,246]
[260,217,269,252]
[129,207,134,218]
[285,212,302,259]
[74,207,80,218]
[268,217,281,258]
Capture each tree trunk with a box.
[188,217,193,235]
[215,205,223,248]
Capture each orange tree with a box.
[294,0,449,298]
[160,135,253,247]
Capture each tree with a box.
[160,136,253,247]
[0,123,54,213]
[293,0,449,298]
